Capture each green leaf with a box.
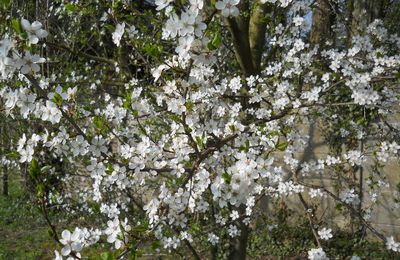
[65,3,78,12]
[151,240,161,250]
[105,24,115,32]
[261,14,271,24]
[144,43,161,58]
[211,32,222,47]
[131,109,139,117]
[195,136,205,149]
[89,201,101,214]
[335,203,343,211]
[132,222,148,233]
[41,165,52,173]
[123,93,132,109]
[6,151,19,159]
[0,0,10,8]
[37,183,44,195]
[208,32,222,50]
[239,140,250,152]
[29,159,40,180]
[51,92,63,106]
[276,141,288,151]
[100,252,113,260]
[222,172,231,184]
[93,115,104,129]
[105,163,113,175]
[185,101,194,112]
[282,126,290,134]
[47,228,54,238]
[267,130,280,137]
[11,19,22,34]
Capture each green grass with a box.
[0,176,57,259]
[0,175,114,260]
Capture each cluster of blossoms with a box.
[377,141,400,162]
[0,156,18,168]
[55,227,101,259]
[339,189,360,205]
[0,21,47,80]
[1,0,400,259]
[307,248,328,260]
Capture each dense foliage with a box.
[1,0,400,259]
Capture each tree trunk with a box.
[228,205,250,260]
[249,2,271,73]
[229,226,249,260]
[227,0,271,77]
[310,0,337,47]
[349,0,389,37]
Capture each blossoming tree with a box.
[1,0,400,259]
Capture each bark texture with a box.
[227,0,270,76]
[350,0,389,37]
[310,0,337,47]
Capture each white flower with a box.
[301,87,321,102]
[344,150,364,166]
[41,101,61,124]
[0,37,14,79]
[179,11,195,37]
[105,218,122,248]
[215,0,240,17]
[180,231,193,242]
[21,18,48,44]
[293,16,304,26]
[339,189,360,205]
[0,37,12,58]
[86,159,106,177]
[293,38,305,52]
[207,233,219,245]
[155,0,173,11]
[54,250,63,260]
[71,135,89,156]
[105,218,131,249]
[163,14,181,39]
[230,210,239,220]
[175,36,194,57]
[229,76,242,93]
[386,236,400,252]
[89,135,108,157]
[190,0,204,10]
[127,25,138,39]
[228,225,241,237]
[59,229,83,256]
[309,188,324,198]
[16,51,45,74]
[112,23,125,47]
[308,248,328,260]
[318,227,333,240]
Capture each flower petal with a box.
[61,245,71,256]
[61,230,71,240]
[71,242,82,252]
[21,19,31,30]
